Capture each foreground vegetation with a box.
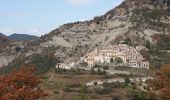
[0,65,47,100]
[39,67,163,100]
[0,63,169,100]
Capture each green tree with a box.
[145,40,151,49]
[124,77,130,86]
[15,46,21,52]
[94,82,98,86]
[123,38,131,45]
[115,57,123,63]
[110,58,114,63]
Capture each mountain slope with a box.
[8,33,38,41]
[0,35,9,50]
[0,33,6,37]
[1,0,170,73]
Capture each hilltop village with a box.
[57,44,149,70]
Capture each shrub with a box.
[97,69,106,75]
[145,40,151,49]
[63,87,72,92]
[102,65,109,70]
[15,46,21,52]
[94,82,98,86]
[124,77,130,85]
[80,85,88,94]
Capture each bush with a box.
[97,69,106,75]
[63,87,72,92]
[124,77,130,85]
[102,65,109,70]
[15,46,21,52]
[145,40,151,49]
[80,85,88,94]
[94,82,98,86]
[131,91,156,100]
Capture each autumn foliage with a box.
[151,64,170,100]
[0,65,47,100]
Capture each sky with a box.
[0,0,124,36]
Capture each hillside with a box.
[0,0,170,73]
[0,35,9,50]
[0,33,6,37]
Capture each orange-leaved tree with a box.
[0,65,47,100]
[151,64,170,100]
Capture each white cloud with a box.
[79,18,86,21]
[29,29,39,33]
[66,0,96,6]
[28,29,42,36]
[0,28,45,36]
[0,28,13,35]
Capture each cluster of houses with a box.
[84,44,149,69]
[56,44,149,70]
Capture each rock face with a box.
[0,0,170,69]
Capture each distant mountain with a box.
[0,33,6,37]
[8,33,38,41]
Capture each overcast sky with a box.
[0,0,124,36]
